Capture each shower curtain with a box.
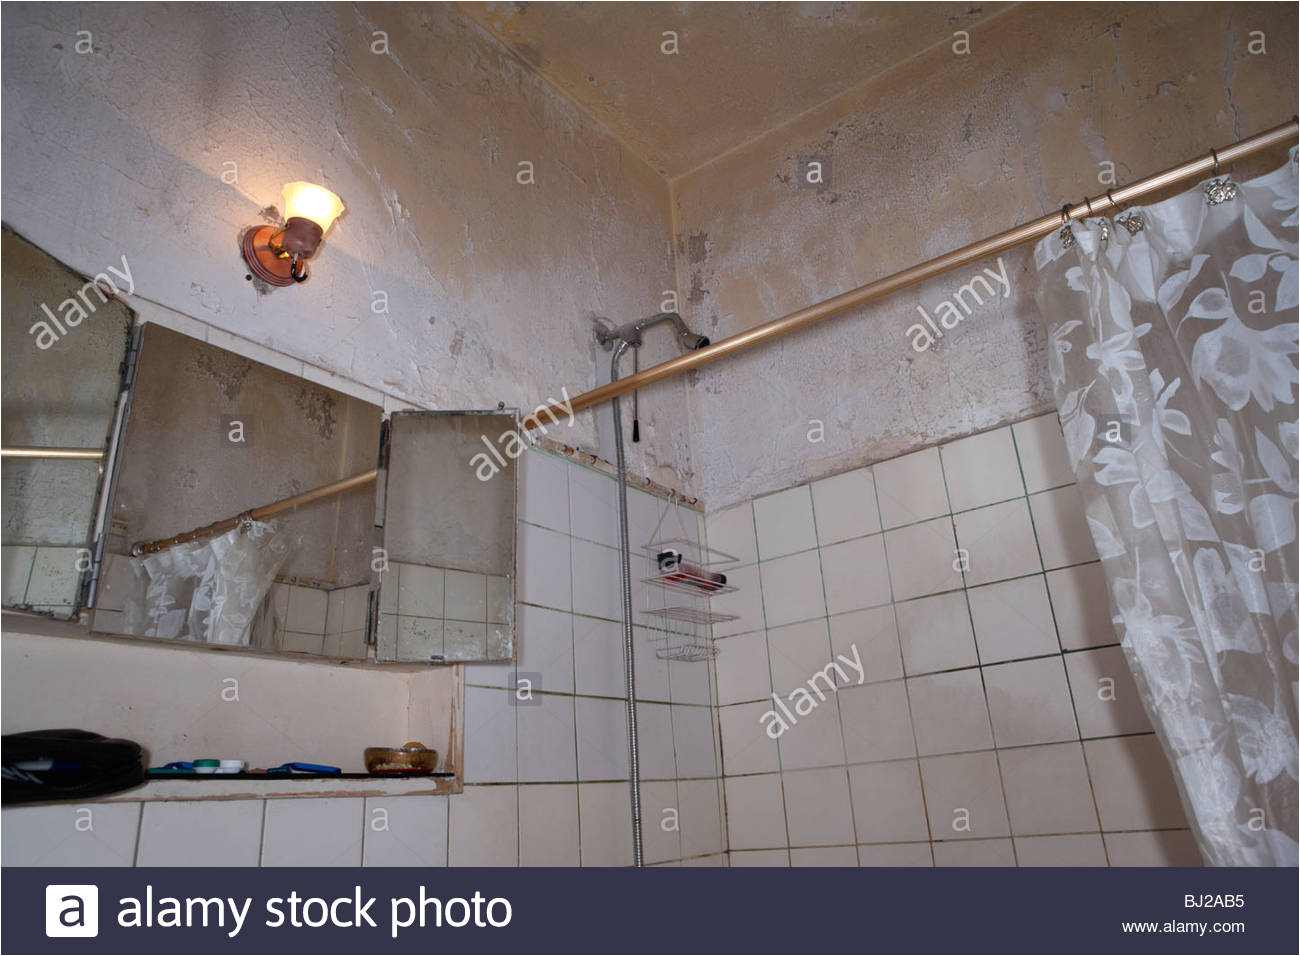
[1033,147,1299,866]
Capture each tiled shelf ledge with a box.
[93,773,460,803]
[2,615,463,802]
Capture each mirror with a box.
[1,228,133,619]
[375,411,518,663]
[91,325,382,658]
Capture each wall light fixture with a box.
[241,182,344,287]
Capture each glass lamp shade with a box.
[281,182,345,234]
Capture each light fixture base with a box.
[241,224,303,287]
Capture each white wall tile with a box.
[463,684,517,783]
[571,539,621,621]
[908,669,995,756]
[285,584,328,633]
[883,517,962,601]
[724,772,786,850]
[1066,646,1152,737]
[448,785,518,866]
[672,705,718,779]
[933,837,1015,866]
[262,798,363,866]
[517,603,574,694]
[715,630,771,705]
[516,691,577,782]
[857,842,932,866]
[767,618,833,696]
[705,501,757,566]
[137,799,263,866]
[941,427,1024,512]
[998,742,1099,836]
[1104,829,1202,866]
[839,679,916,764]
[668,653,712,706]
[576,696,628,780]
[362,796,447,866]
[776,693,845,771]
[1,802,139,866]
[752,485,818,560]
[829,605,903,685]
[518,522,571,611]
[895,591,978,675]
[579,781,633,866]
[820,534,891,614]
[444,619,489,662]
[1047,562,1118,649]
[783,767,854,846]
[920,751,1010,841]
[642,779,683,863]
[633,626,672,702]
[849,760,930,844]
[572,615,624,698]
[983,657,1078,748]
[791,845,858,866]
[519,449,569,533]
[1014,414,1076,493]
[1030,485,1098,569]
[568,464,619,548]
[954,498,1042,586]
[758,550,825,628]
[677,778,724,858]
[1085,735,1188,831]
[874,447,950,530]
[1014,833,1107,866]
[968,575,1060,663]
[719,701,780,775]
[518,784,579,866]
[638,702,677,780]
[729,848,789,866]
[811,468,880,545]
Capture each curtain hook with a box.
[1110,189,1145,235]
[1058,203,1076,249]
[1204,147,1238,205]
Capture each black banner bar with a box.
[7,866,1297,955]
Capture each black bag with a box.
[2,729,145,804]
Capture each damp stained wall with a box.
[671,2,1299,508]
[0,2,694,495]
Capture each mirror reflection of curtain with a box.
[1034,148,1299,866]
[120,520,286,646]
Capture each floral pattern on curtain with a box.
[1034,147,1299,866]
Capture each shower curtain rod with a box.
[532,118,1299,425]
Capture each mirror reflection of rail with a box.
[130,468,379,556]
[0,445,104,459]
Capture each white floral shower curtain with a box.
[1034,148,1299,866]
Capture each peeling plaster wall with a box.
[0,2,695,493]
[672,2,1298,509]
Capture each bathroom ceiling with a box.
[456,2,1007,178]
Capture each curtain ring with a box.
[1060,204,1071,227]
[1084,196,1095,217]
[1210,147,1221,177]
[1106,189,1120,212]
